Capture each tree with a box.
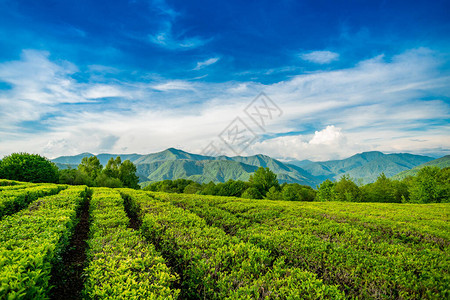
[0,153,59,183]
[281,183,316,201]
[241,187,263,199]
[59,168,93,186]
[296,184,316,201]
[119,160,140,189]
[200,182,218,195]
[265,186,282,200]
[216,180,248,197]
[78,156,102,180]
[408,166,445,203]
[316,179,336,201]
[361,173,408,203]
[95,173,123,188]
[92,156,140,189]
[437,167,450,203]
[334,175,361,202]
[362,173,394,203]
[103,157,122,179]
[249,167,279,196]
[282,184,300,201]
[184,182,202,194]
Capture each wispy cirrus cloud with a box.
[148,24,211,50]
[194,57,220,70]
[82,84,130,99]
[151,80,196,91]
[300,50,339,64]
[148,0,211,50]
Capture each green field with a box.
[1,179,449,299]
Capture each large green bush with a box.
[0,153,59,183]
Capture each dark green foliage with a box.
[216,180,248,197]
[334,175,361,202]
[249,167,280,196]
[408,166,449,203]
[78,156,103,179]
[0,153,59,183]
[119,160,140,189]
[144,179,250,197]
[316,179,336,201]
[95,173,123,188]
[241,187,263,199]
[265,186,282,200]
[361,173,407,203]
[59,168,94,186]
[281,184,298,201]
[58,155,140,189]
[144,179,195,193]
[103,157,122,179]
[316,168,449,203]
[199,181,218,195]
[183,182,202,194]
[281,183,316,201]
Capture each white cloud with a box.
[83,84,129,99]
[151,80,196,91]
[0,48,449,161]
[249,126,356,161]
[300,50,339,64]
[194,57,220,70]
[309,125,345,145]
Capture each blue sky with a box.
[0,0,449,160]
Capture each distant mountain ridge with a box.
[294,151,434,184]
[52,148,438,186]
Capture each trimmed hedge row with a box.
[0,183,66,220]
[0,179,32,190]
[0,186,88,299]
[121,189,344,299]
[83,188,179,299]
[0,179,23,186]
[158,192,450,299]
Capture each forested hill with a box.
[52,148,437,186]
[392,155,450,180]
[293,151,434,184]
[53,148,319,186]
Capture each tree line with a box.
[0,152,448,203]
[0,153,139,189]
[143,166,317,201]
[145,166,449,203]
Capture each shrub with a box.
[0,153,59,183]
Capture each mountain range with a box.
[391,155,450,180]
[294,151,435,184]
[52,148,439,187]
